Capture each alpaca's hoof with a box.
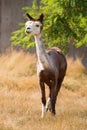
[51,111,56,116]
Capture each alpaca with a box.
[25,13,67,118]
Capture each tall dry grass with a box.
[0,51,87,130]
[64,58,87,94]
[0,51,37,90]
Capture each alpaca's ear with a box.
[26,13,34,21]
[38,13,44,23]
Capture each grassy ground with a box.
[0,51,87,130]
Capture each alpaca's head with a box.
[25,13,44,36]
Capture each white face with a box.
[25,20,42,36]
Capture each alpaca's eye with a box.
[36,24,39,27]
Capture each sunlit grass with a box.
[0,51,87,130]
[63,57,87,92]
[0,51,36,77]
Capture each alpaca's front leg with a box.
[46,97,51,112]
[40,81,46,118]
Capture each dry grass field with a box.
[0,51,87,130]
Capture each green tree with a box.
[11,0,87,53]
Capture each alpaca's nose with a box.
[27,27,31,30]
[26,27,31,33]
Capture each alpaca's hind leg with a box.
[56,77,65,97]
[40,81,46,118]
[50,82,57,115]
[50,78,63,115]
[51,78,64,115]
[50,90,56,115]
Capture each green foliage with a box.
[11,0,87,53]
